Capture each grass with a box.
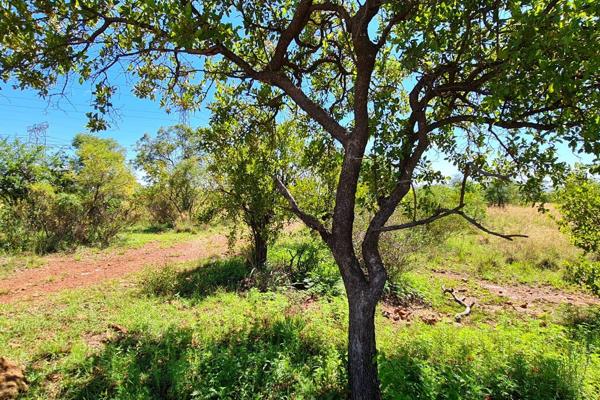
[1,205,600,399]
[2,271,599,399]
[0,254,44,279]
[407,205,585,291]
[102,223,224,251]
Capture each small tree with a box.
[484,179,520,207]
[201,87,300,267]
[135,125,207,227]
[72,134,138,246]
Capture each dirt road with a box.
[0,233,229,304]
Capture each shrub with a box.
[263,234,343,296]
[555,169,600,255]
[564,258,600,296]
[0,135,138,254]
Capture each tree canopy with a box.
[135,125,208,226]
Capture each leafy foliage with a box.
[2,0,599,396]
[555,169,600,255]
[564,259,600,297]
[135,125,209,227]
[484,179,521,207]
[0,135,137,253]
[200,86,303,267]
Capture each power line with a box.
[0,95,207,119]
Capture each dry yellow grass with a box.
[482,205,581,269]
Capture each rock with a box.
[0,357,28,400]
[420,314,439,325]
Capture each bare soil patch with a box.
[0,233,228,304]
[433,270,600,314]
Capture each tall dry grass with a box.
[481,205,581,270]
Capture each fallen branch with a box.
[442,286,475,322]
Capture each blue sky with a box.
[0,80,212,160]
[0,78,592,178]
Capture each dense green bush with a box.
[555,169,600,255]
[266,234,343,296]
[564,258,600,296]
[0,135,138,253]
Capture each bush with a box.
[555,169,600,255]
[564,258,600,296]
[0,135,138,254]
[284,239,342,296]
[0,201,31,253]
[259,234,343,296]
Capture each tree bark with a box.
[347,290,381,400]
[251,230,268,267]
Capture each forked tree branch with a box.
[378,169,527,241]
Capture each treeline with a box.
[0,134,137,253]
[1,124,598,268]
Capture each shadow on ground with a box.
[55,318,346,400]
[27,311,594,400]
[139,258,250,300]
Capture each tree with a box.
[72,134,138,246]
[0,138,63,205]
[1,1,599,397]
[484,179,520,207]
[135,125,207,227]
[201,85,301,267]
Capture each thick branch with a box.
[455,210,528,240]
[269,0,313,71]
[274,176,331,243]
[427,115,564,133]
[213,46,349,146]
[379,206,527,240]
[378,206,463,232]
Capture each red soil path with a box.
[0,233,229,304]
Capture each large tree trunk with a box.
[347,290,381,400]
